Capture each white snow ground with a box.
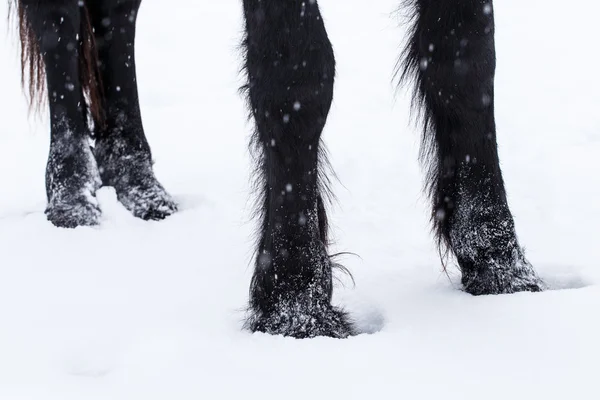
[0,0,599,399]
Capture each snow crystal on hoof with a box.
[461,256,545,296]
[45,197,101,228]
[245,302,355,339]
[448,173,545,296]
[95,137,177,222]
[45,131,102,228]
[118,183,178,221]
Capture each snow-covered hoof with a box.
[45,196,101,228]
[95,137,177,221]
[117,181,177,221]
[461,256,545,296]
[448,181,545,296]
[245,302,355,339]
[45,134,102,228]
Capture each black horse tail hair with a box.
[9,0,105,127]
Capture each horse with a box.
[11,0,543,339]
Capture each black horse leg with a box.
[401,0,543,294]
[242,0,353,338]
[18,0,102,227]
[87,0,177,220]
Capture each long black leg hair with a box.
[399,0,543,294]
[242,0,354,338]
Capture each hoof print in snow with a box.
[536,266,591,291]
[352,307,385,335]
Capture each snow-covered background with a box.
[1,1,599,398]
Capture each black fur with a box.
[398,0,543,294]
[242,0,354,338]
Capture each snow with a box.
[0,0,599,398]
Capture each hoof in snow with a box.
[95,137,178,221]
[116,180,178,221]
[461,257,545,296]
[46,196,101,228]
[245,303,355,339]
[45,135,102,228]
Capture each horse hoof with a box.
[462,259,545,296]
[245,303,355,339]
[45,135,102,228]
[117,182,178,221]
[45,198,102,228]
[95,137,177,222]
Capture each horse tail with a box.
[79,2,105,127]
[9,1,105,127]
